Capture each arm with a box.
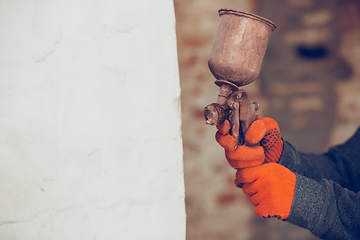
[217,119,360,239]
[286,173,360,240]
[236,163,360,240]
[279,128,360,192]
[278,129,360,239]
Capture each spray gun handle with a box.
[228,90,259,146]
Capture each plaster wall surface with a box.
[0,0,185,239]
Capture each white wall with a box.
[0,0,185,239]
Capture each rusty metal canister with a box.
[208,9,276,87]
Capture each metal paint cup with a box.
[208,9,276,87]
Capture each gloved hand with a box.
[246,117,283,163]
[215,117,283,168]
[235,163,296,220]
[216,119,265,168]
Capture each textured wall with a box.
[0,0,185,239]
[175,0,360,239]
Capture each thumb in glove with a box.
[215,117,283,168]
[235,163,296,220]
[244,117,284,163]
[216,119,265,169]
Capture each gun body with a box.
[205,83,259,146]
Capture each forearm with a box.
[286,174,360,240]
[279,128,360,191]
[279,141,358,189]
[279,141,340,181]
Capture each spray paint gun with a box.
[204,9,276,146]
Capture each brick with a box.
[290,115,311,130]
[284,28,332,45]
[271,82,327,95]
[302,10,333,27]
[290,96,324,112]
[286,0,314,8]
[273,97,288,111]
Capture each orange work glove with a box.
[246,117,283,163]
[215,117,283,168]
[235,163,296,220]
[216,119,265,169]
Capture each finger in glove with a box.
[245,119,266,145]
[226,145,265,169]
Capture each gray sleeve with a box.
[286,174,360,240]
[279,127,360,191]
[277,128,360,239]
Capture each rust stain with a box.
[182,36,209,47]
[213,163,228,173]
[250,0,262,11]
[196,73,206,82]
[193,108,205,120]
[195,127,206,137]
[226,175,236,186]
[216,193,237,206]
[179,56,198,69]
[190,87,202,98]
[183,140,201,155]
[185,167,203,178]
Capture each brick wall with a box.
[175,0,360,239]
[258,0,353,154]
